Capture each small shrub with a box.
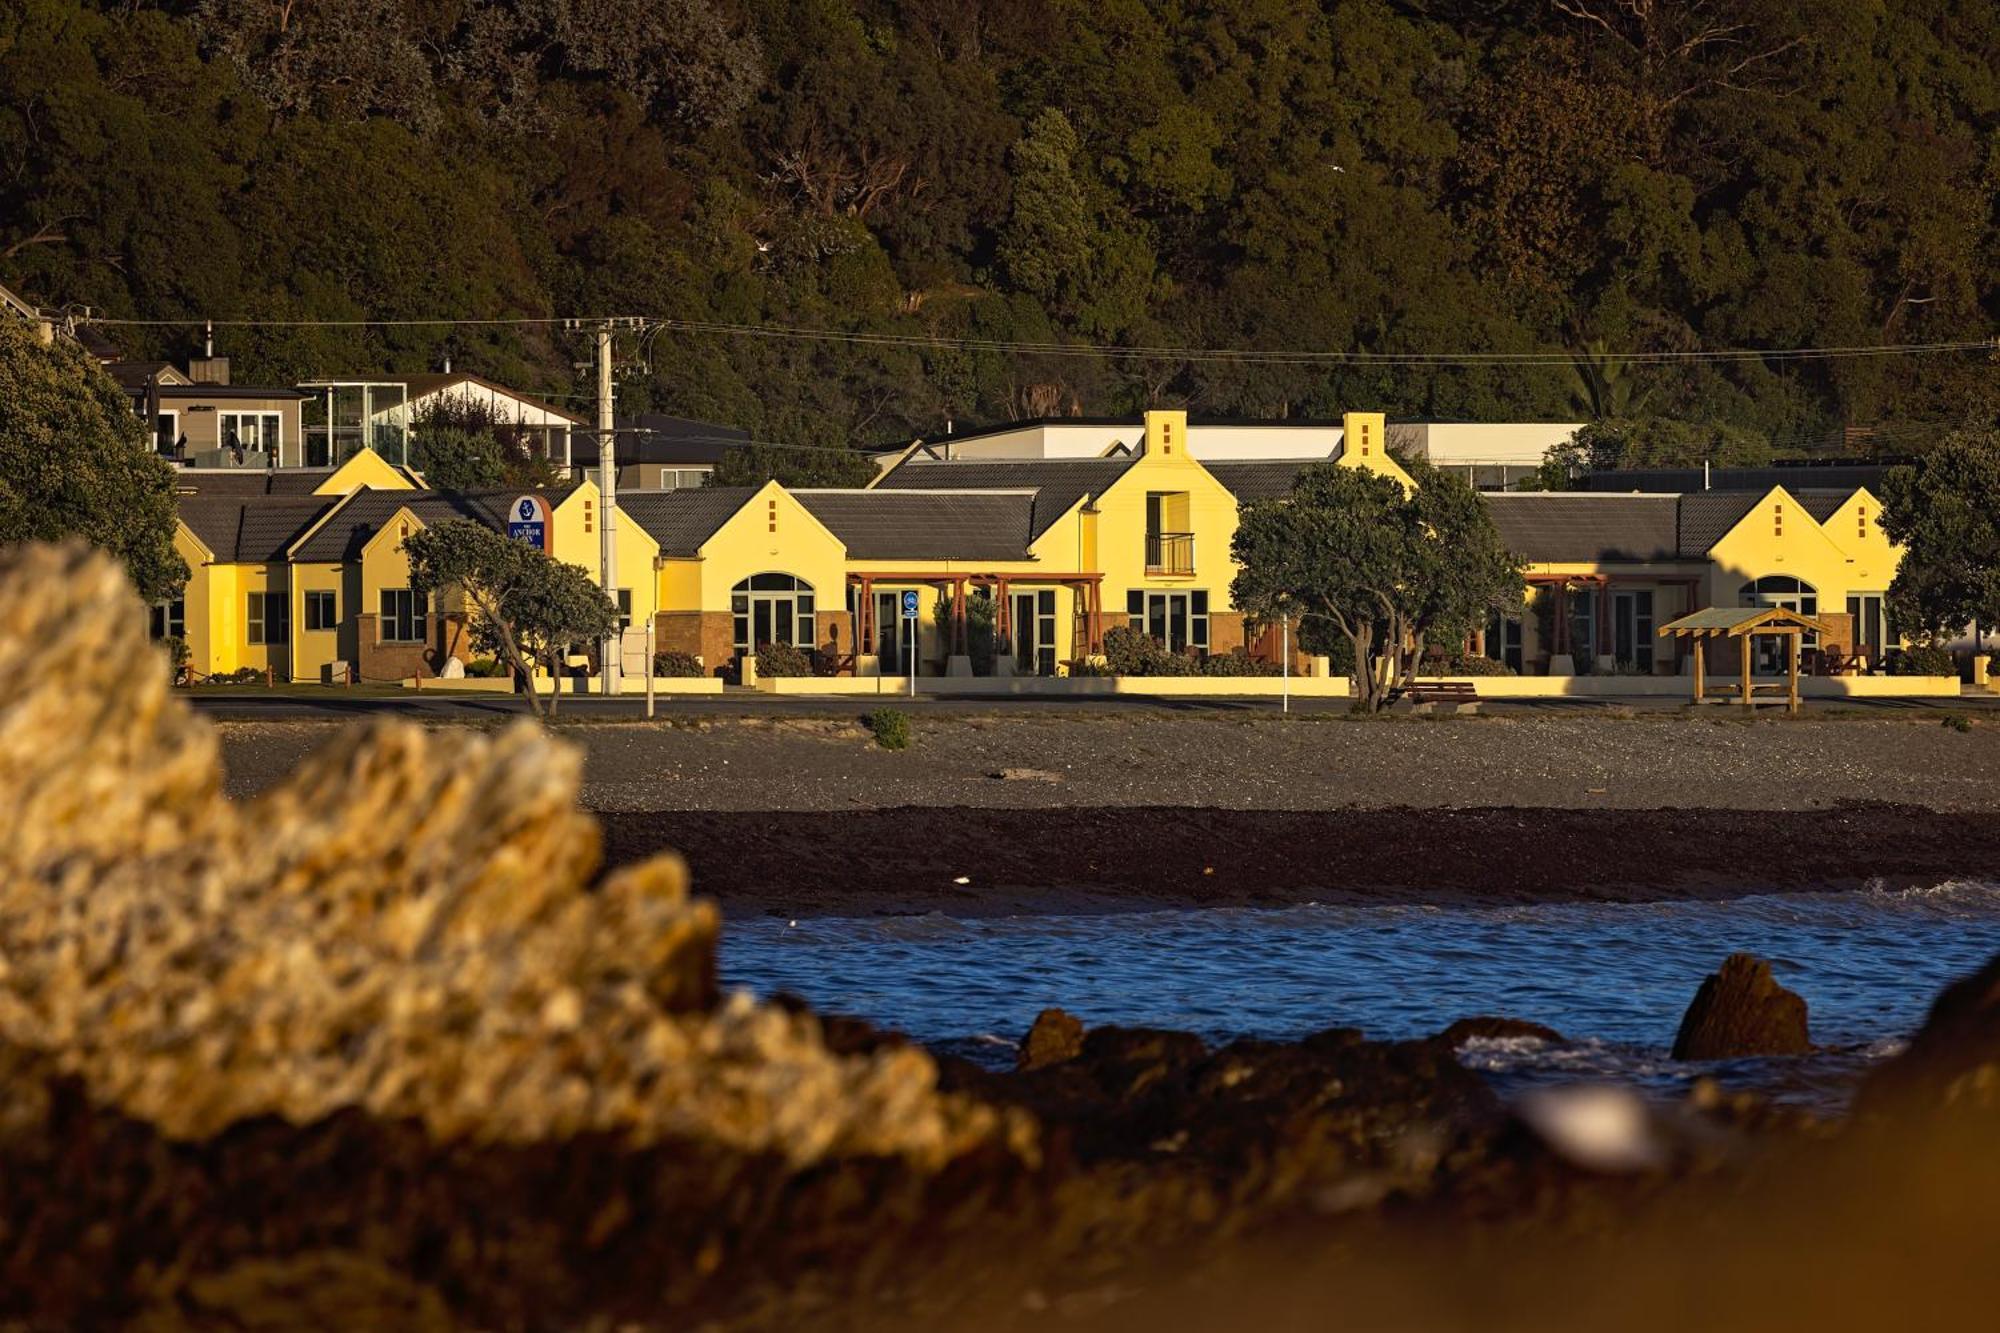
[651,650,704,678]
[1887,644,1958,677]
[204,666,264,686]
[1198,649,1281,677]
[754,640,812,678]
[868,706,911,750]
[1942,713,1973,733]
[462,657,510,678]
[1451,654,1516,677]
[1101,625,1161,674]
[1101,625,1199,675]
[1066,656,1112,677]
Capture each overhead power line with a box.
[76,312,1999,369]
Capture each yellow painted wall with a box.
[550,480,663,629]
[313,446,415,496]
[1336,410,1415,488]
[1820,487,1903,601]
[203,562,283,676]
[359,507,423,623]
[289,561,346,682]
[692,481,847,610]
[658,557,703,612]
[172,525,216,674]
[1702,486,1878,612]
[1091,410,1247,630]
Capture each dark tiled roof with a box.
[874,456,1137,538]
[173,469,336,496]
[288,489,517,563]
[617,488,758,556]
[574,414,751,466]
[174,496,335,562]
[794,490,1036,561]
[1204,458,1325,502]
[1677,488,1859,552]
[1581,464,1889,494]
[1675,492,1762,556]
[1484,495,1683,563]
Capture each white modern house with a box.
[877,416,1583,488]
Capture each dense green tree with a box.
[402,519,617,717]
[1534,418,1776,488]
[1879,428,2000,644]
[2,0,1995,450]
[410,401,565,491]
[0,320,185,602]
[1230,461,1518,711]
[708,442,876,488]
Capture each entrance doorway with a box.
[732,573,816,656]
[874,590,903,671]
[1741,576,1817,673]
[1612,589,1655,672]
[1011,590,1057,675]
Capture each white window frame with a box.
[1126,590,1210,654]
[150,598,186,641]
[380,588,428,643]
[220,411,283,456]
[154,409,180,456]
[245,591,287,646]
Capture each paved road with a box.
[185,688,1997,723]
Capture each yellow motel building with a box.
[156,408,1906,684]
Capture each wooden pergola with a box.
[1657,606,1832,714]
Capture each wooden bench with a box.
[1397,680,1479,712]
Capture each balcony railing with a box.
[1145,531,1195,575]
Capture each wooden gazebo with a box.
[1657,607,1832,714]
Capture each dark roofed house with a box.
[873,456,1138,539]
[287,489,521,564]
[617,488,760,557]
[1484,494,1682,563]
[174,496,336,562]
[572,414,753,491]
[1203,458,1323,502]
[794,490,1038,561]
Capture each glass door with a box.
[1613,590,1654,671]
[1845,594,1885,667]
[876,591,902,671]
[1012,591,1057,675]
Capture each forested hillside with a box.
[3,0,1996,454]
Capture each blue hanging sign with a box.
[507,494,552,551]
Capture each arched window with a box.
[1739,575,1817,617]
[1740,575,1820,667]
[732,574,816,654]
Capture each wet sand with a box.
[604,802,2000,917]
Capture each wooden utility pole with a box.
[596,322,621,696]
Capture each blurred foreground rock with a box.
[0,542,1025,1167]
[1672,954,1812,1060]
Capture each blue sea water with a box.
[719,882,2000,1107]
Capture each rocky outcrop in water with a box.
[1019,1007,1086,1070]
[1671,954,1812,1060]
[0,541,1027,1168]
[1859,952,2000,1112]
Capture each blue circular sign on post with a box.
[901,589,920,618]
